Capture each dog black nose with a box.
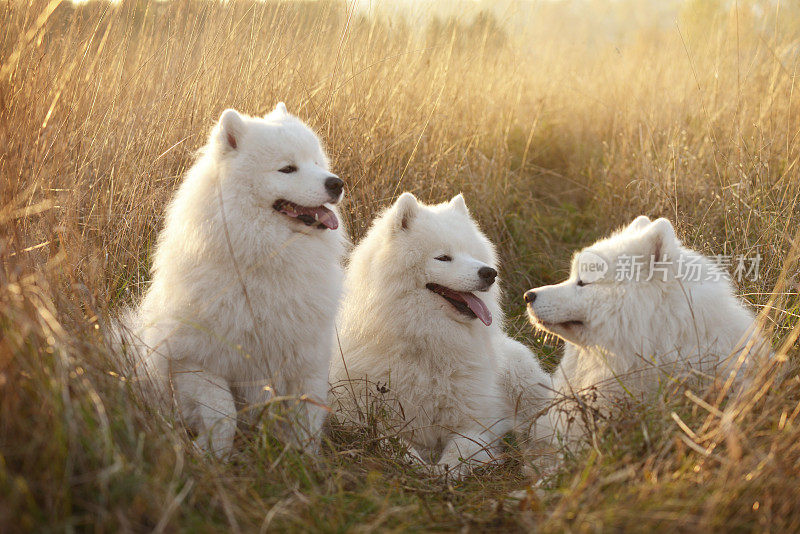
[478,267,497,284]
[524,290,536,304]
[325,176,344,198]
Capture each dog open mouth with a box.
[273,199,338,230]
[535,319,584,330]
[426,283,492,326]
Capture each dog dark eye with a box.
[577,280,587,287]
[278,165,297,174]
[435,255,452,262]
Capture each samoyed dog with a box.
[330,193,550,477]
[525,216,769,446]
[118,103,346,456]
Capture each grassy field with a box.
[2,0,800,530]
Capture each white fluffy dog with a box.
[330,193,550,477]
[525,216,769,446]
[120,103,346,456]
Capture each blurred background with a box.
[4,0,798,346]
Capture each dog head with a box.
[524,216,728,354]
[386,193,499,326]
[210,104,343,232]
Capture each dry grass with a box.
[2,0,800,530]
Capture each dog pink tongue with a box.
[299,205,338,230]
[461,292,492,326]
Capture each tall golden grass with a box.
[1,0,799,530]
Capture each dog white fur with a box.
[119,104,346,456]
[526,216,769,446]
[330,193,550,477]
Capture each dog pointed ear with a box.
[626,215,651,233]
[217,109,245,151]
[449,193,469,214]
[393,192,419,232]
[641,218,677,261]
[269,102,288,117]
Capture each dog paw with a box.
[404,446,427,465]
[434,457,473,480]
[192,435,232,459]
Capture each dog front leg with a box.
[437,429,501,479]
[266,373,329,453]
[289,383,329,453]
[172,367,237,458]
